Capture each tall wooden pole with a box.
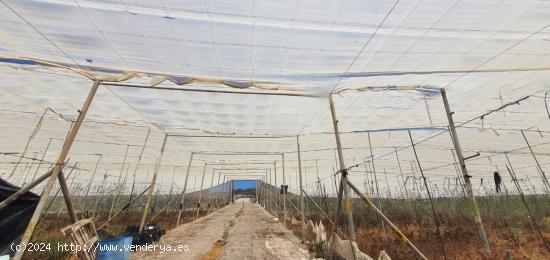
[274,161,278,214]
[15,80,101,260]
[368,131,386,237]
[347,180,428,260]
[296,135,306,241]
[395,147,415,217]
[109,144,129,219]
[408,130,447,259]
[207,168,215,211]
[196,163,207,219]
[440,88,490,253]
[329,94,357,241]
[9,108,48,178]
[57,168,78,223]
[282,153,287,222]
[84,154,102,211]
[139,133,168,232]
[177,152,194,225]
[520,130,550,192]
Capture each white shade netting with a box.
[0,0,549,196]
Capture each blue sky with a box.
[234,180,256,189]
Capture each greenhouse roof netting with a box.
[1,0,550,195]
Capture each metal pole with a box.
[84,154,102,210]
[368,131,386,237]
[395,147,414,217]
[408,130,447,259]
[177,152,194,225]
[15,80,101,260]
[139,133,168,232]
[440,88,491,253]
[274,161,278,214]
[296,135,306,241]
[230,180,234,203]
[207,168,215,211]
[132,127,151,177]
[31,138,52,182]
[520,130,550,192]
[128,127,150,203]
[196,163,207,219]
[109,144,129,219]
[504,154,550,252]
[20,152,38,186]
[329,94,356,241]
[282,153,287,223]
[9,108,48,178]
[347,180,428,260]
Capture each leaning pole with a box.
[15,80,101,260]
[440,88,490,253]
[328,94,357,241]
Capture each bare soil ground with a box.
[131,205,241,259]
[132,202,308,260]
[220,202,309,260]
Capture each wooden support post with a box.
[282,153,287,223]
[57,169,78,223]
[329,94,356,241]
[139,133,168,232]
[177,152,194,225]
[274,161,278,214]
[109,144,129,219]
[9,108,48,178]
[207,168,215,211]
[296,135,306,241]
[196,163,207,219]
[230,180,234,203]
[15,80,101,260]
[440,88,491,253]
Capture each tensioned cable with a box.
[328,0,400,95]
[442,21,550,89]
[329,93,535,175]
[0,0,84,70]
[375,0,463,73]
[73,0,131,70]
[297,1,401,133]
[205,0,224,79]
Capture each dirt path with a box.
[132,202,309,260]
[220,203,309,260]
[131,204,241,259]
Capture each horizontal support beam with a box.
[102,82,322,98]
